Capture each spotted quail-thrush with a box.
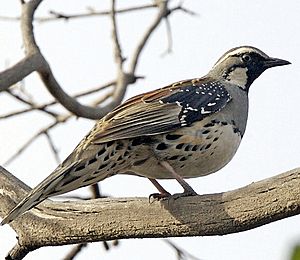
[1,46,290,225]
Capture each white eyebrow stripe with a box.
[212,47,269,68]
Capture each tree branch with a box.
[111,0,124,70]
[44,132,60,164]
[0,3,158,23]
[5,89,59,119]
[4,0,139,120]
[0,81,115,120]
[129,1,169,74]
[1,166,300,259]
[3,114,71,166]
[0,0,186,120]
[63,243,88,260]
[0,54,42,92]
[164,239,201,260]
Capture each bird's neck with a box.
[207,66,250,91]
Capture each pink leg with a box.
[148,178,171,200]
[159,161,197,196]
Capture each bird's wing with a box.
[90,77,232,144]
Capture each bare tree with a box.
[0,1,299,260]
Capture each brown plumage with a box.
[1,46,290,225]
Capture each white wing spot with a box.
[207,102,216,106]
[175,101,182,107]
[201,107,211,114]
[186,106,198,111]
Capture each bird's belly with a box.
[128,119,242,179]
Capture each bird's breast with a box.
[128,116,242,179]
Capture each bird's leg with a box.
[148,178,171,201]
[159,161,198,198]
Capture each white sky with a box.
[1,1,300,259]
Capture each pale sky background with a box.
[1,1,300,259]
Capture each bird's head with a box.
[209,46,291,91]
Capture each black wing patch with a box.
[159,81,232,126]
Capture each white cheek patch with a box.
[227,67,248,89]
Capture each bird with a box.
[1,46,290,225]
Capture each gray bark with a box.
[0,166,300,259]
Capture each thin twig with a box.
[171,4,199,17]
[44,132,60,164]
[92,91,113,106]
[129,1,169,74]
[164,240,202,260]
[3,115,71,166]
[5,89,59,119]
[160,16,173,57]
[19,0,126,119]
[111,0,124,69]
[63,243,88,260]
[0,3,158,22]
[71,81,115,99]
[0,81,115,120]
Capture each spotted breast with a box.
[125,79,245,179]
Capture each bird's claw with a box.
[148,192,171,202]
[148,189,197,203]
[169,190,198,200]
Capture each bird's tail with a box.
[1,161,82,225]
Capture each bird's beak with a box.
[263,57,291,69]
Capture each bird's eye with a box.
[241,54,251,62]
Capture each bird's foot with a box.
[149,188,197,203]
[169,189,198,200]
[149,191,171,202]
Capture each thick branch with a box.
[0,54,42,92]
[1,166,300,259]
[0,0,175,120]
[19,0,144,119]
